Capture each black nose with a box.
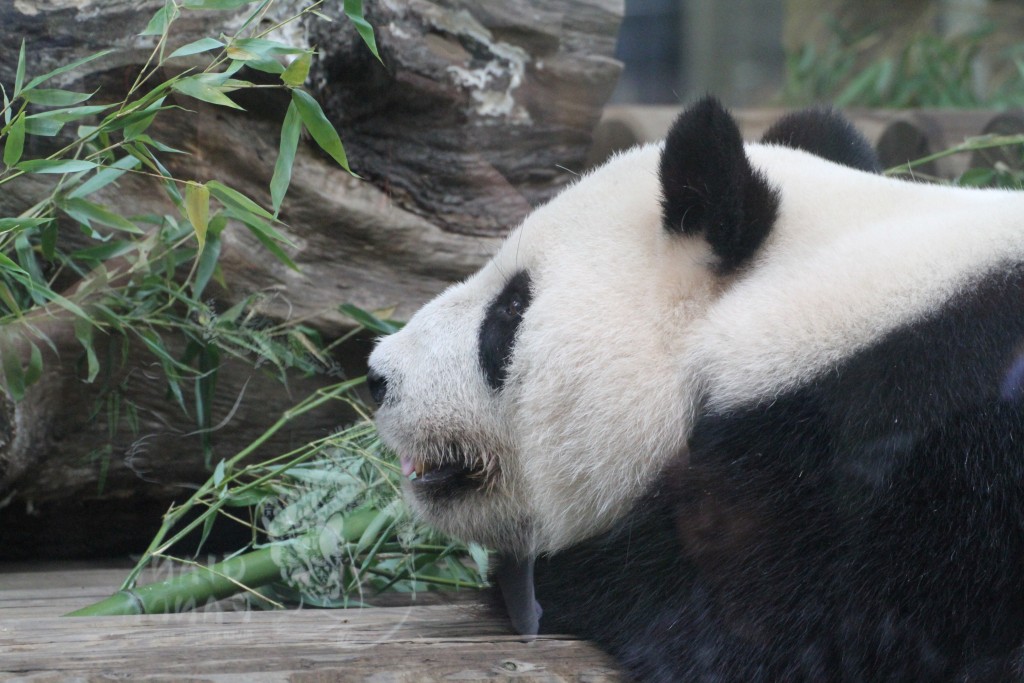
[366,367,388,406]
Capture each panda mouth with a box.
[400,448,489,496]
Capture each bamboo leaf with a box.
[207,181,275,220]
[70,240,135,263]
[59,197,144,233]
[238,58,285,75]
[0,281,22,316]
[338,304,401,335]
[213,459,226,487]
[74,318,100,383]
[3,113,25,167]
[168,38,225,60]
[21,89,94,107]
[14,40,26,99]
[193,226,222,298]
[22,48,116,93]
[225,208,298,271]
[171,75,243,110]
[27,103,114,123]
[2,85,10,126]
[69,155,142,199]
[0,217,51,232]
[40,220,57,259]
[24,117,64,137]
[141,1,177,36]
[290,90,353,174]
[270,100,301,213]
[227,38,306,61]
[184,181,210,250]
[343,0,382,63]
[17,159,97,174]
[280,52,312,87]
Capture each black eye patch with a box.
[478,271,533,390]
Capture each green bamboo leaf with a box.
[70,240,135,263]
[280,52,312,87]
[27,103,113,123]
[74,317,99,383]
[14,40,26,99]
[69,155,142,199]
[23,49,116,92]
[2,85,11,126]
[0,281,22,316]
[17,159,97,174]
[207,181,275,220]
[171,75,243,110]
[40,220,57,259]
[343,0,382,63]
[213,459,226,487]
[225,208,298,271]
[0,217,51,232]
[130,134,185,154]
[24,118,64,137]
[227,38,306,61]
[141,1,177,36]
[184,181,210,250]
[3,113,25,167]
[290,90,353,174]
[21,89,94,107]
[235,58,285,75]
[338,303,401,335]
[270,100,301,213]
[168,38,225,60]
[59,197,144,233]
[121,109,164,140]
[14,232,45,303]
[193,224,222,298]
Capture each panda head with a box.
[367,97,878,557]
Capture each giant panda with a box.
[366,97,1024,681]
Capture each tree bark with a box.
[0,0,624,557]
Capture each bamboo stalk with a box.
[65,508,378,617]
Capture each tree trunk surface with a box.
[0,0,624,557]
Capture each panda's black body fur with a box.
[523,101,1024,681]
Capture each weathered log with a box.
[0,0,624,557]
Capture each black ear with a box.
[761,107,881,173]
[660,97,780,273]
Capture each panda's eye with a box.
[505,295,525,318]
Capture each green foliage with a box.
[3,1,484,607]
[783,18,1024,108]
[0,0,372,438]
[116,389,486,609]
[885,132,1024,190]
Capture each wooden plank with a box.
[0,564,623,681]
[0,608,621,681]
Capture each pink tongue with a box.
[400,455,415,477]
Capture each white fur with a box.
[370,139,1024,555]
[697,145,1024,409]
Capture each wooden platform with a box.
[0,562,622,681]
